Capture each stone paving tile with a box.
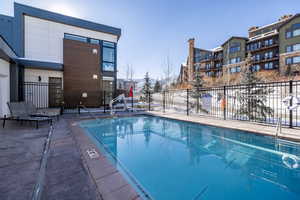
[0,124,48,200]
[0,161,40,200]
[101,184,141,200]
[96,172,129,195]
[43,117,101,200]
[88,158,118,180]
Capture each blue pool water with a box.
[81,116,300,200]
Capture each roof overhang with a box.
[15,58,63,71]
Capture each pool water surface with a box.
[81,116,300,200]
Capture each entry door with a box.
[48,77,63,108]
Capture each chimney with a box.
[187,38,195,82]
[279,14,293,21]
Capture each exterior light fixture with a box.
[92,74,98,79]
[92,49,98,54]
[82,92,88,98]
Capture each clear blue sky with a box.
[1,0,300,79]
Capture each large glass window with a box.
[103,47,115,62]
[102,41,116,72]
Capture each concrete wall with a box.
[24,15,118,63]
[0,59,10,117]
[24,68,63,83]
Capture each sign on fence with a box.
[201,93,212,113]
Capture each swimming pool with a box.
[81,115,300,200]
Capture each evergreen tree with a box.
[141,72,153,103]
[236,53,273,121]
[153,80,162,93]
[190,71,207,113]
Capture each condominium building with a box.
[179,14,300,84]
[0,3,121,117]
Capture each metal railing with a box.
[150,80,300,128]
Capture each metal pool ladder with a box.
[275,117,282,139]
[275,117,282,150]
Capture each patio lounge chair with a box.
[1,102,52,129]
[25,101,60,120]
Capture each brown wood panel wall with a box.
[63,39,102,107]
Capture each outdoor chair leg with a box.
[2,115,6,128]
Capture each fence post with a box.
[163,91,166,113]
[289,80,293,128]
[148,91,151,111]
[103,91,106,113]
[131,95,134,112]
[223,86,226,120]
[187,89,189,116]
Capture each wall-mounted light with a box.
[38,76,42,82]
[82,92,88,98]
[92,74,98,79]
[92,49,98,54]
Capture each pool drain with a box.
[86,148,99,159]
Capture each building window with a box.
[64,33,88,43]
[286,43,300,53]
[286,56,300,65]
[264,39,273,46]
[286,23,300,38]
[286,57,293,65]
[229,42,241,53]
[286,31,292,38]
[216,71,222,76]
[264,62,274,70]
[228,57,241,64]
[229,66,241,73]
[254,54,260,61]
[286,45,293,52]
[251,65,260,72]
[264,51,273,59]
[205,71,213,77]
[90,39,100,44]
[295,56,300,63]
[205,63,211,70]
[216,63,222,68]
[102,41,116,72]
[294,29,300,37]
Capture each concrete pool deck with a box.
[149,111,300,142]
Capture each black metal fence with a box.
[21,82,115,113]
[151,80,300,128]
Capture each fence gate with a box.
[49,77,63,108]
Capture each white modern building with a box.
[0,3,122,116]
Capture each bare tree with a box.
[163,55,173,90]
